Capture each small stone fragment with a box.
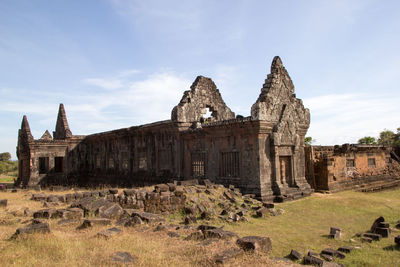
[112,251,137,264]
[0,199,7,207]
[236,236,272,253]
[97,227,122,239]
[337,246,354,253]
[214,248,244,264]
[288,249,302,260]
[12,223,50,238]
[329,227,341,239]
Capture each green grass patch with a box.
[223,189,400,267]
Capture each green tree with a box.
[304,136,313,146]
[378,130,397,146]
[0,152,11,162]
[358,136,377,145]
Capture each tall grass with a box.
[0,188,399,266]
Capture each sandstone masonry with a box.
[17,57,312,201]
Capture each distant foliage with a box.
[304,136,314,146]
[358,128,400,147]
[0,152,11,161]
[358,136,377,145]
[378,129,400,146]
[0,152,17,175]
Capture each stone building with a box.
[17,56,312,202]
[305,144,399,192]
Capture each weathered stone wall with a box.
[251,56,312,201]
[17,56,314,203]
[181,118,262,196]
[305,144,397,192]
[171,76,235,123]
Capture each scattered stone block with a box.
[262,202,274,209]
[395,235,400,245]
[184,215,197,225]
[337,246,354,253]
[307,250,319,257]
[46,195,59,203]
[123,189,135,196]
[167,231,180,238]
[97,227,122,239]
[79,218,111,229]
[378,222,390,228]
[112,252,137,264]
[33,208,58,219]
[320,253,334,262]
[32,218,47,224]
[204,228,238,240]
[303,255,323,266]
[56,208,83,220]
[214,248,244,264]
[185,230,204,241]
[98,203,123,219]
[0,199,7,207]
[321,248,345,259]
[236,236,272,253]
[363,233,382,241]
[155,184,169,193]
[12,223,50,238]
[329,227,341,239]
[288,249,302,260]
[124,215,144,227]
[256,207,269,218]
[109,189,118,194]
[197,225,218,231]
[24,208,33,217]
[131,210,165,224]
[58,219,79,225]
[65,194,74,203]
[154,224,167,232]
[31,193,46,201]
[375,227,390,238]
[361,237,373,243]
[370,216,385,233]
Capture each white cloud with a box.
[84,78,123,90]
[304,93,400,145]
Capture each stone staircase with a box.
[274,186,312,202]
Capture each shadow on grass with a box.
[383,244,400,251]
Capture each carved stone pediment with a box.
[171,76,235,123]
[251,56,309,125]
[251,56,310,146]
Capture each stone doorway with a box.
[279,156,293,186]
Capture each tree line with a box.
[0,152,18,175]
[358,128,400,146]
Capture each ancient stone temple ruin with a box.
[17,56,312,202]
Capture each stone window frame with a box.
[219,151,240,178]
[191,151,207,178]
[108,156,115,169]
[368,158,376,167]
[38,157,49,174]
[121,151,129,170]
[54,157,64,173]
[346,158,355,168]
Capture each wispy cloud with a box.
[304,93,400,145]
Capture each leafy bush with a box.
[0,152,17,175]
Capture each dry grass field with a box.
[0,187,399,267]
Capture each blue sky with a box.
[1,0,400,159]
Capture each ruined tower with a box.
[251,56,312,201]
[16,57,312,201]
[53,103,72,140]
